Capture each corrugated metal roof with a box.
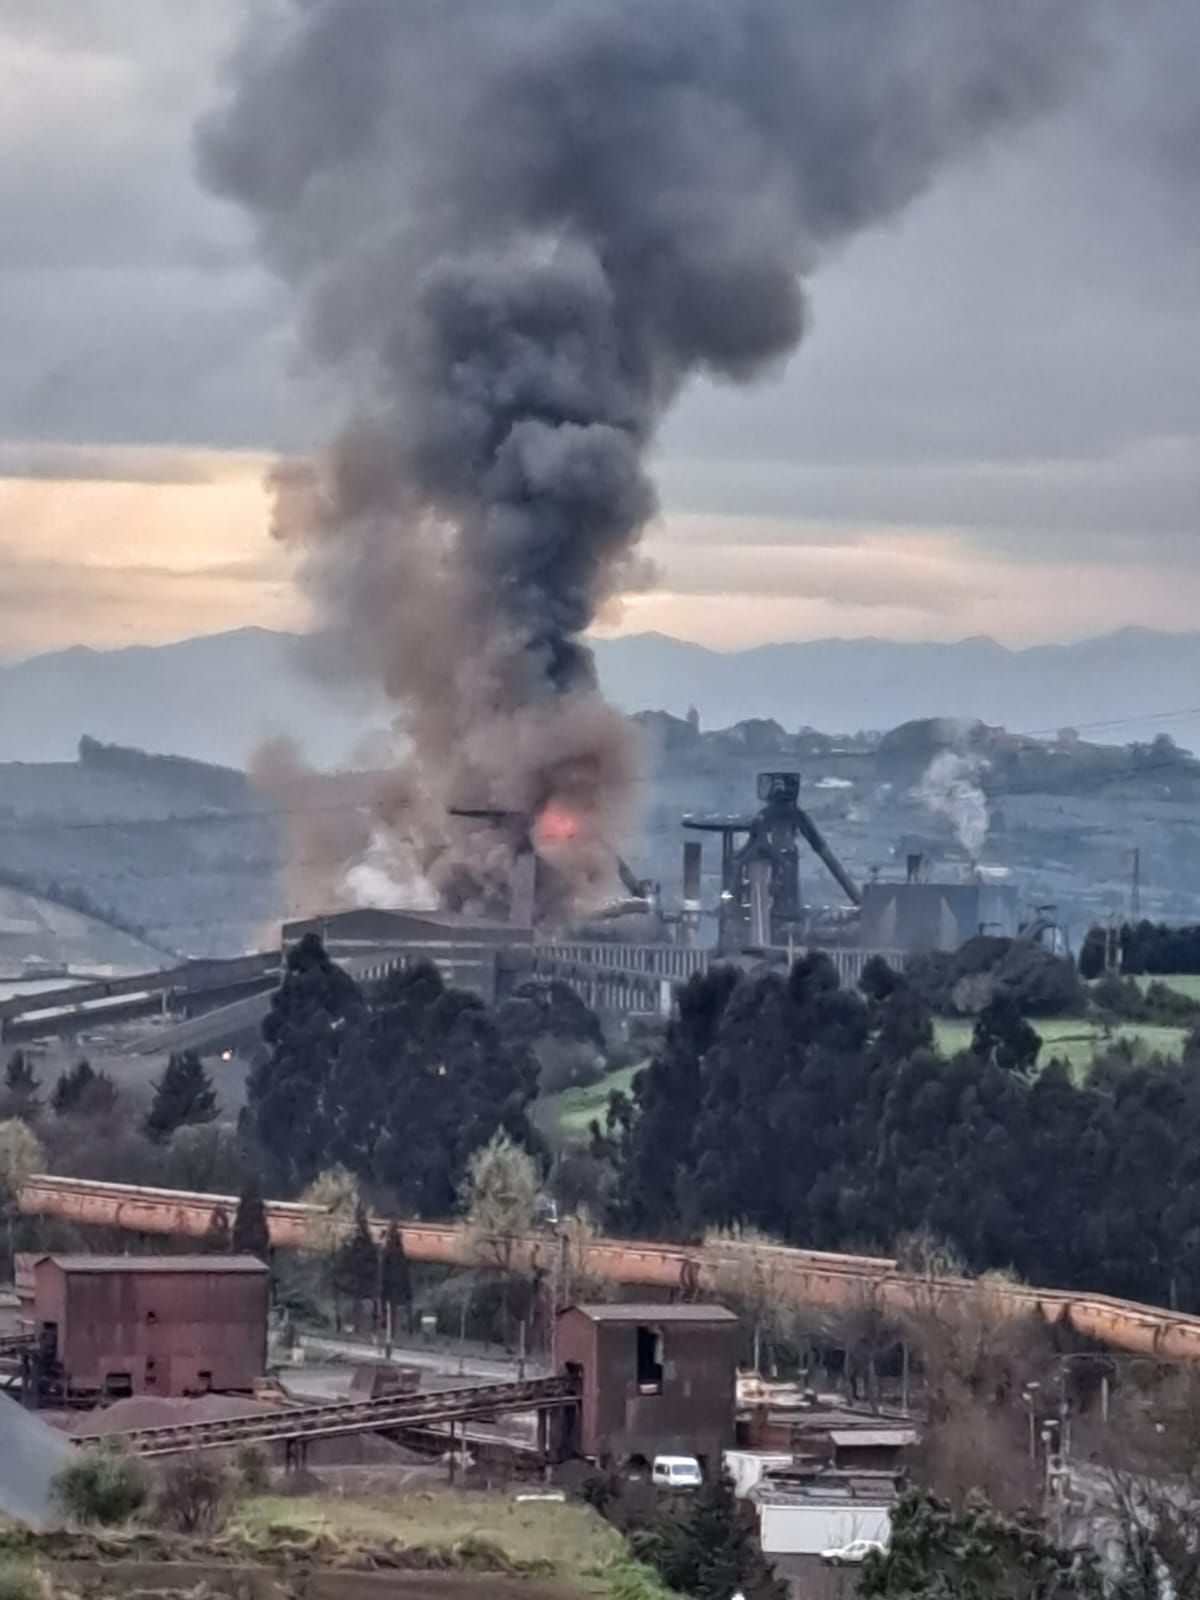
[563,1302,738,1323]
[829,1428,916,1449]
[38,1254,267,1275]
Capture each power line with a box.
[2,697,1200,842]
[1015,705,1200,740]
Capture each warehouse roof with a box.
[829,1428,917,1449]
[563,1302,738,1323]
[37,1254,267,1275]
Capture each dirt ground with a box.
[52,1561,584,1599]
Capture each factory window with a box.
[636,1326,663,1395]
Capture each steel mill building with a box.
[555,1301,739,1470]
[25,1254,269,1406]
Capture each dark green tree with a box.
[971,993,1041,1074]
[639,1471,785,1600]
[202,1204,232,1254]
[333,1201,378,1325]
[858,1488,1101,1599]
[246,934,364,1194]
[231,1172,271,1260]
[1078,925,1109,980]
[51,1059,117,1118]
[144,1051,218,1141]
[368,963,542,1217]
[380,1219,413,1335]
[604,951,1200,1313]
[2,1051,40,1118]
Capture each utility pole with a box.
[1130,848,1141,922]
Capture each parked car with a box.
[821,1538,886,1566]
[652,1454,703,1489]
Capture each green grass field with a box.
[235,1491,630,1596]
[1135,972,1200,1001]
[933,1015,1188,1077]
[543,1062,641,1138]
[544,993,1199,1134]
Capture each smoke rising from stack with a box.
[915,750,991,861]
[198,0,1087,918]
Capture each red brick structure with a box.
[31,1255,268,1403]
[555,1302,738,1471]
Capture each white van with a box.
[652,1454,703,1489]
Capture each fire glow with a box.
[533,800,585,851]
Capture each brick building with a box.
[30,1255,268,1404]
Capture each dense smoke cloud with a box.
[198,0,1087,918]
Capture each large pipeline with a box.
[19,1173,1200,1362]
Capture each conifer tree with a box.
[380,1219,413,1334]
[232,1172,271,1260]
[3,1052,40,1118]
[333,1201,379,1326]
[51,1060,116,1118]
[643,1471,785,1600]
[144,1051,219,1141]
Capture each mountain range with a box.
[1,625,1197,767]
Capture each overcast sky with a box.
[1,0,1197,659]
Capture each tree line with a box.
[244,934,551,1211]
[239,934,1200,1315]
[1079,918,1200,978]
[595,954,1200,1313]
[168,929,1200,1317]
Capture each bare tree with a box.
[0,1118,44,1273]
[462,1132,539,1350]
[1090,1364,1200,1595]
[901,1277,1054,1515]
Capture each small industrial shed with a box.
[30,1254,269,1404]
[556,1302,738,1471]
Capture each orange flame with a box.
[533,799,583,849]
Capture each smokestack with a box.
[747,859,773,949]
[509,850,537,930]
[199,0,1089,913]
[683,841,703,911]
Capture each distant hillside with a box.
[590,629,1200,752]
[5,704,1200,964]
[3,625,1199,766]
[0,629,386,767]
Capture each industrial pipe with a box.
[19,1173,1200,1361]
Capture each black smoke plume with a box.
[198,0,1087,917]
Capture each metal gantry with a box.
[72,1373,581,1459]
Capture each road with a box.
[296,1332,548,1386]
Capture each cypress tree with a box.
[144,1051,219,1141]
[645,1472,785,1600]
[232,1172,271,1260]
[51,1060,116,1118]
[380,1219,413,1335]
[3,1052,40,1117]
[333,1201,379,1325]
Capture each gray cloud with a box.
[0,441,268,485]
[0,0,1197,654]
